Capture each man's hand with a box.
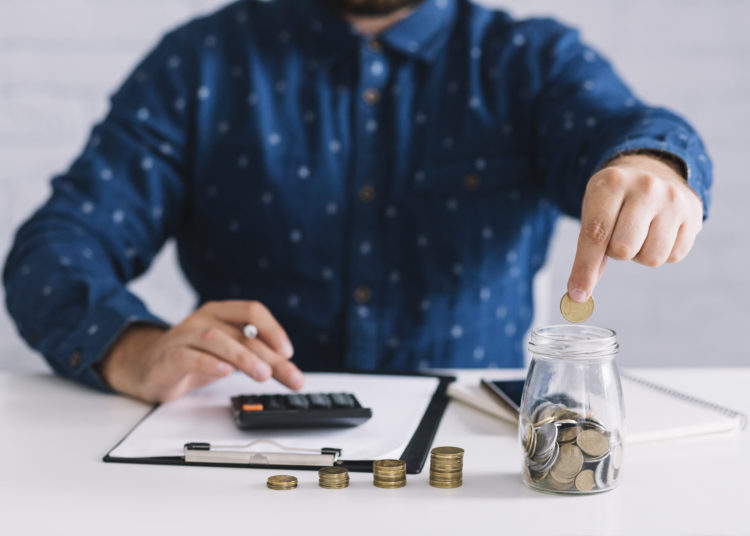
[97,301,303,403]
[567,153,704,303]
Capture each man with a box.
[3,0,710,403]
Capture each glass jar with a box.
[519,325,624,494]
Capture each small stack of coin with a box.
[372,459,406,489]
[267,475,298,490]
[429,446,464,489]
[522,401,622,494]
[318,466,350,489]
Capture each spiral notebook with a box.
[448,372,747,445]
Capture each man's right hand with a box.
[97,301,303,403]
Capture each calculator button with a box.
[330,393,356,408]
[260,395,286,411]
[285,394,310,410]
[307,393,332,408]
[242,403,264,411]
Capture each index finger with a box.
[567,175,625,302]
[200,300,294,358]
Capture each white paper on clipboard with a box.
[108,372,440,461]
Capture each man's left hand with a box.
[567,153,704,303]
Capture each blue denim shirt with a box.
[3,0,712,390]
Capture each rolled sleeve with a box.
[529,19,713,219]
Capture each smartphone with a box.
[480,378,525,415]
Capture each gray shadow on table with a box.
[456,472,547,500]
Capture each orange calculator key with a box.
[241,403,264,411]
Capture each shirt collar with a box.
[293,0,458,64]
[380,0,458,62]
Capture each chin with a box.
[317,0,425,17]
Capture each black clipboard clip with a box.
[184,439,341,466]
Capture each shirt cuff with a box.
[50,289,169,392]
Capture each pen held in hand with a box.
[242,323,258,339]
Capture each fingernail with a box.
[569,288,588,303]
[217,362,233,375]
[281,341,295,359]
[253,362,272,381]
[288,369,305,390]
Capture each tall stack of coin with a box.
[522,401,622,494]
[318,466,350,489]
[372,459,407,488]
[267,475,298,490]
[429,446,464,488]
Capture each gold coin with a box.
[430,479,462,489]
[577,429,610,459]
[319,466,348,477]
[267,475,298,490]
[545,472,574,491]
[431,446,464,458]
[550,444,584,481]
[556,420,581,443]
[574,469,596,492]
[373,480,406,489]
[373,459,406,470]
[319,467,349,490]
[560,292,594,323]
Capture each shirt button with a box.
[463,172,482,191]
[369,39,383,52]
[363,88,380,106]
[354,285,372,304]
[70,351,82,368]
[358,184,376,203]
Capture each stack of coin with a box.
[372,459,407,489]
[522,401,622,494]
[318,466,350,489]
[267,475,298,490]
[429,446,464,489]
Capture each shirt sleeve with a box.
[2,28,195,390]
[528,20,713,219]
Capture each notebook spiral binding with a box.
[621,373,748,431]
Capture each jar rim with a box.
[528,325,619,359]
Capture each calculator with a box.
[231,392,373,430]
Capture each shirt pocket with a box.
[414,155,530,198]
[406,155,531,269]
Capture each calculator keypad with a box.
[231,392,372,429]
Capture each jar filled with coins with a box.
[519,325,624,494]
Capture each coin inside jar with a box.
[575,469,596,492]
[577,428,610,459]
[550,443,584,482]
[559,292,594,323]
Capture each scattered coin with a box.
[560,292,594,323]
[267,475,298,490]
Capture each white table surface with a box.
[1,367,748,536]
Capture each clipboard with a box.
[104,372,455,474]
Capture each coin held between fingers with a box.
[560,293,595,323]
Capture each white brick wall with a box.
[1,0,748,373]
